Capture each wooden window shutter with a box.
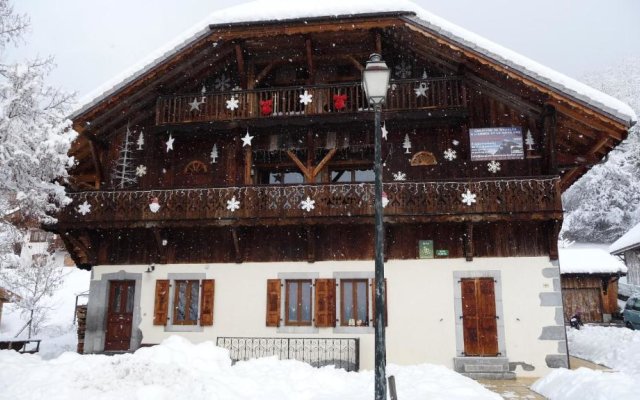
[266,279,281,327]
[371,279,388,327]
[200,279,215,326]
[153,280,170,325]
[315,278,336,327]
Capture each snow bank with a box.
[532,368,636,400]
[610,221,640,254]
[567,325,640,375]
[558,244,627,274]
[0,335,501,400]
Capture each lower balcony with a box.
[56,177,562,229]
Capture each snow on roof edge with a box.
[559,245,627,275]
[69,0,637,126]
[610,222,640,254]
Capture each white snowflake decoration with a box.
[214,73,231,91]
[414,82,428,97]
[299,90,313,105]
[135,165,147,177]
[461,190,477,206]
[165,134,175,152]
[77,200,91,216]
[443,148,457,161]
[210,144,219,164]
[300,196,315,212]
[226,196,240,212]
[226,97,239,111]
[392,171,407,181]
[394,60,412,78]
[487,160,501,174]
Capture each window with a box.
[340,279,369,326]
[285,279,312,326]
[330,168,374,183]
[172,280,200,325]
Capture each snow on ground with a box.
[533,326,640,399]
[0,267,90,359]
[0,335,501,400]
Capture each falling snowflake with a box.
[300,196,315,212]
[214,73,231,91]
[452,140,460,146]
[393,171,407,181]
[487,160,501,174]
[226,196,240,212]
[226,97,239,111]
[299,90,313,105]
[77,200,91,215]
[461,190,477,206]
[136,165,147,177]
[394,60,412,78]
[443,148,457,161]
[414,82,428,97]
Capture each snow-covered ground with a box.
[0,267,90,359]
[533,326,640,400]
[0,335,501,400]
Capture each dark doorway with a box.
[105,280,135,351]
[461,278,499,356]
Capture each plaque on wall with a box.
[469,127,524,161]
[418,240,434,259]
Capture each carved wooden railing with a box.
[59,177,561,226]
[155,77,466,125]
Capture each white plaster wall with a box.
[92,256,559,377]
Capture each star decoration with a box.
[135,165,147,177]
[487,160,501,174]
[77,200,91,216]
[226,97,239,111]
[381,123,388,140]
[299,90,313,105]
[392,171,407,181]
[414,82,428,97]
[241,130,254,147]
[165,135,175,152]
[300,196,315,212]
[226,196,240,212]
[189,97,203,111]
[443,148,457,161]
[461,190,477,206]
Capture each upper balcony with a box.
[56,177,561,230]
[155,77,467,126]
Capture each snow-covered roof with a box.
[609,222,640,254]
[559,244,627,274]
[71,0,637,126]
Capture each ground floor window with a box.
[340,279,369,327]
[173,280,199,325]
[285,279,312,326]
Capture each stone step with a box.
[463,371,517,380]
[454,357,511,374]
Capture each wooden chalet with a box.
[51,2,635,379]
[610,222,640,287]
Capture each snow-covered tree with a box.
[562,56,640,243]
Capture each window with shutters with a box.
[173,280,199,325]
[340,279,368,326]
[268,273,320,333]
[285,279,312,326]
[153,274,214,332]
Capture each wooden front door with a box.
[105,280,135,351]
[461,278,499,356]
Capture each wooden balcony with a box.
[155,77,467,126]
[57,177,561,229]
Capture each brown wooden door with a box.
[461,278,499,356]
[105,280,135,351]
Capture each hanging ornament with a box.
[381,192,389,208]
[392,171,407,181]
[394,60,412,78]
[461,190,477,206]
[149,197,161,213]
[214,73,231,91]
[136,132,144,150]
[135,165,147,177]
[299,90,313,105]
[226,196,240,212]
[487,160,501,174]
[414,82,428,97]
[241,130,254,147]
[260,99,273,115]
[210,144,219,164]
[333,94,347,110]
[77,200,91,216]
[226,97,240,111]
[525,130,535,151]
[165,134,175,152]
[422,68,428,79]
[443,148,457,161]
[452,139,460,146]
[300,196,315,212]
[189,97,203,112]
[381,122,388,140]
[403,134,412,154]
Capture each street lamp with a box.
[362,53,391,400]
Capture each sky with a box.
[7,0,640,101]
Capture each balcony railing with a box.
[155,77,466,125]
[59,177,561,226]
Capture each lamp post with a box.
[362,53,391,400]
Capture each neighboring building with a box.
[559,245,627,323]
[0,287,19,325]
[19,229,74,269]
[50,2,635,379]
[610,222,640,287]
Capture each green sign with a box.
[435,249,449,257]
[418,240,434,259]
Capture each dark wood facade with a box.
[561,274,620,323]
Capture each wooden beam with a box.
[542,104,558,174]
[305,38,315,85]
[554,102,625,140]
[465,74,543,117]
[152,228,167,264]
[375,31,382,54]
[306,226,315,263]
[589,134,611,155]
[244,146,253,185]
[87,139,102,189]
[255,61,277,86]
[464,222,474,262]
[235,43,246,89]
[231,227,242,263]
[345,55,364,72]
[548,219,562,261]
[286,150,313,182]
[312,148,337,178]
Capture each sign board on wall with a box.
[469,127,524,161]
[418,240,434,259]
